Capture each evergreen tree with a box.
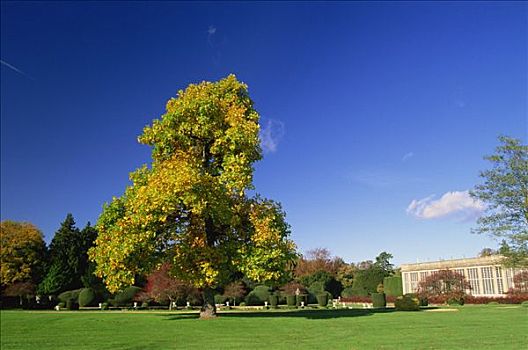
[39,214,82,294]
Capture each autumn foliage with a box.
[0,221,47,287]
[417,269,471,304]
[88,76,297,317]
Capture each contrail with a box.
[1,59,34,80]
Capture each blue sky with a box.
[1,2,526,266]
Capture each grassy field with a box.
[1,305,526,349]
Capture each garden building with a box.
[400,255,525,297]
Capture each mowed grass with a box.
[1,305,527,349]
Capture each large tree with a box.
[89,75,296,318]
[0,221,47,288]
[470,136,528,267]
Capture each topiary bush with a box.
[383,276,403,296]
[286,295,296,307]
[296,294,307,307]
[111,286,142,307]
[245,285,270,306]
[341,287,355,298]
[371,293,386,308]
[316,293,328,307]
[58,289,83,304]
[214,294,228,305]
[448,298,464,306]
[78,288,96,307]
[269,294,279,308]
[394,294,420,311]
[66,298,79,310]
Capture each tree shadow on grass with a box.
[161,308,399,321]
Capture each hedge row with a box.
[340,295,397,303]
[383,276,403,296]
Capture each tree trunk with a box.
[200,287,217,319]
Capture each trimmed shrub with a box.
[371,293,386,308]
[58,289,82,304]
[245,285,270,306]
[296,294,307,307]
[316,293,328,307]
[286,295,296,307]
[78,288,96,307]
[101,302,109,310]
[269,294,279,308]
[341,287,355,298]
[214,294,228,305]
[521,301,528,307]
[394,295,419,311]
[57,302,65,308]
[66,298,79,310]
[448,298,464,306]
[111,286,142,306]
[383,276,403,296]
[351,267,386,296]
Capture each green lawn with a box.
[1,305,527,349]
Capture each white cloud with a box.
[406,190,485,220]
[402,152,414,162]
[260,119,285,153]
[208,25,216,35]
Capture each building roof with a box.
[400,255,505,272]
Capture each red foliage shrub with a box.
[137,263,197,306]
[417,269,470,303]
[340,296,371,303]
[512,271,528,294]
[464,294,528,304]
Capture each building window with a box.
[481,267,495,295]
[410,272,419,292]
[495,266,504,294]
[454,268,465,277]
[419,271,429,282]
[505,268,513,291]
[404,273,411,294]
[467,268,480,295]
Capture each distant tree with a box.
[4,282,36,306]
[39,214,83,294]
[478,248,496,257]
[350,265,386,296]
[336,263,356,288]
[298,270,343,298]
[417,270,471,304]
[78,223,103,289]
[0,221,47,288]
[280,281,307,296]
[222,281,247,305]
[374,251,394,277]
[471,136,528,267]
[295,248,345,277]
[357,260,374,270]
